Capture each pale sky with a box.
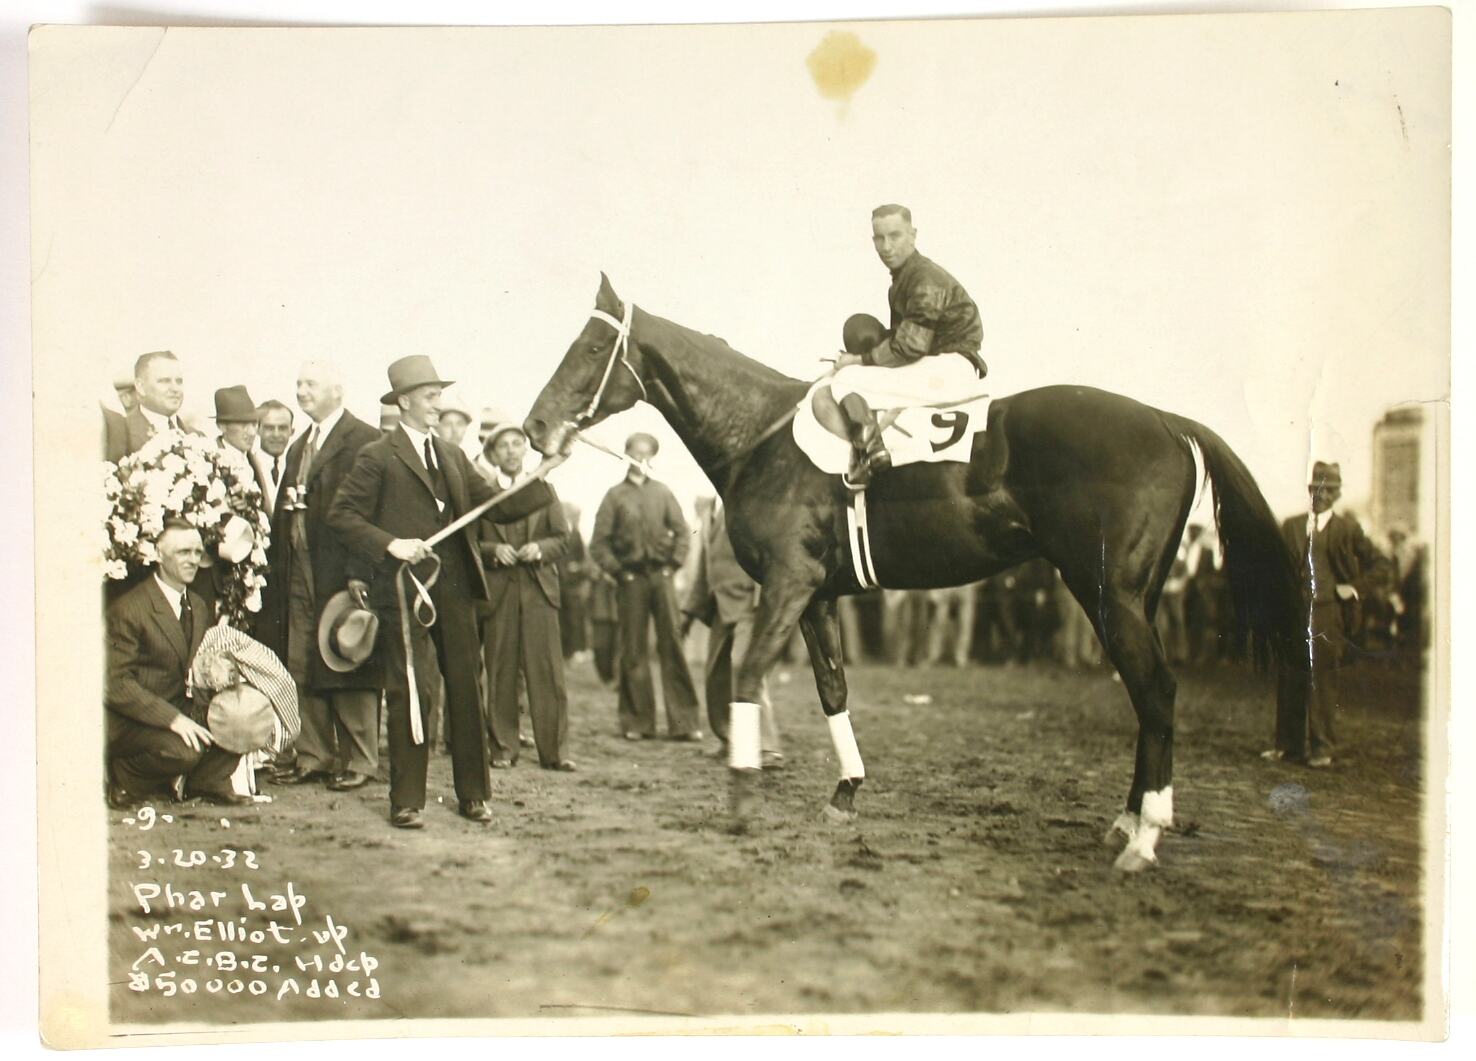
[31,12,1449,536]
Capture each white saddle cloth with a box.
[792,379,992,476]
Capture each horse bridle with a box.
[576,301,647,425]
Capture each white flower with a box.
[206,479,227,502]
[244,589,262,612]
[105,559,128,581]
[110,518,140,547]
[160,453,186,476]
[139,503,165,537]
[136,540,158,565]
[250,545,267,566]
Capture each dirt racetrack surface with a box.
[111,656,1425,1027]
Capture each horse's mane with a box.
[655,314,806,393]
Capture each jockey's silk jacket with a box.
[871,251,987,377]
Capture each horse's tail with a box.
[1161,412,1301,670]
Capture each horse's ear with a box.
[595,272,623,316]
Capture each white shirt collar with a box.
[140,405,174,433]
[307,404,346,444]
[398,421,435,467]
[1308,509,1334,534]
[154,573,185,618]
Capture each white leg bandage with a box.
[1140,786,1174,829]
[728,702,762,771]
[827,711,865,780]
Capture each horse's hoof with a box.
[729,767,761,825]
[1103,813,1139,846]
[820,803,858,825]
[1113,846,1157,873]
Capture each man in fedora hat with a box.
[328,355,555,829]
[589,431,702,742]
[1266,460,1388,768]
[479,423,575,771]
[259,361,384,792]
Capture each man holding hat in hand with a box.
[259,362,383,792]
[328,355,555,829]
[589,432,702,742]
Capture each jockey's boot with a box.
[839,394,891,488]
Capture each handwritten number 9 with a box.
[930,411,968,452]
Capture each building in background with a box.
[1370,405,1425,538]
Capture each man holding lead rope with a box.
[328,356,556,830]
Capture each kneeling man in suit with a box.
[105,521,247,806]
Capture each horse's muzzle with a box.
[526,418,575,458]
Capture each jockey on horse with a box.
[818,203,989,488]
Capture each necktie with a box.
[271,456,281,487]
[179,593,194,647]
[169,416,182,431]
[297,426,319,486]
[423,437,450,514]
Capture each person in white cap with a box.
[478,423,575,771]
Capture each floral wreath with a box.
[102,429,272,627]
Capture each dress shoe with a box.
[191,790,253,807]
[390,806,424,829]
[1307,755,1333,769]
[670,731,704,743]
[458,799,493,823]
[1259,749,1285,762]
[273,765,331,785]
[543,760,577,772]
[518,734,536,749]
[761,751,786,771]
[623,731,644,741]
[327,770,371,791]
[490,758,516,769]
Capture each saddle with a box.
[791,380,991,478]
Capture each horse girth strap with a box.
[390,451,567,745]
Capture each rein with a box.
[393,450,568,744]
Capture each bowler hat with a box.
[212,385,259,422]
[1310,461,1342,487]
[380,355,455,406]
[206,684,276,755]
[483,421,526,451]
[625,431,660,457]
[318,589,380,673]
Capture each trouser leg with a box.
[522,593,569,765]
[383,617,433,810]
[330,689,379,775]
[485,596,523,763]
[293,690,337,773]
[108,722,203,798]
[649,570,701,734]
[616,574,657,735]
[432,586,492,803]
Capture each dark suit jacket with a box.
[103,406,128,463]
[683,508,759,627]
[479,480,570,611]
[257,409,382,689]
[1280,511,1387,633]
[326,426,554,608]
[105,577,207,744]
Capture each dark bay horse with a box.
[525,275,1301,870]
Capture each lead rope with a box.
[392,451,568,744]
